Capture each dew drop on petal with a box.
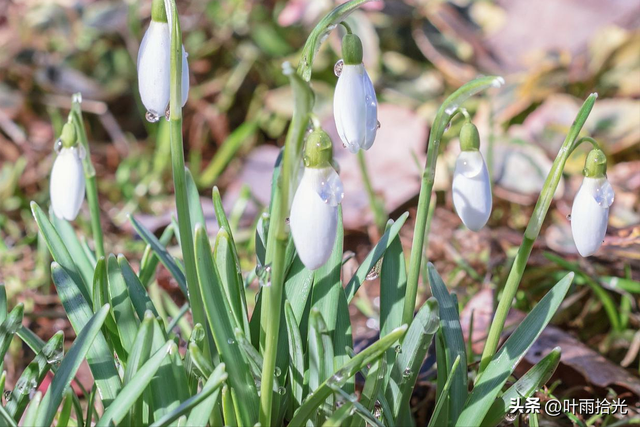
[54,139,63,153]
[317,168,344,207]
[593,180,614,208]
[334,59,344,77]
[566,214,571,221]
[145,110,160,123]
[377,120,381,129]
[77,145,86,160]
[457,152,484,178]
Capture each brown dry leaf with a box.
[322,103,428,229]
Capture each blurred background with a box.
[1,0,639,424]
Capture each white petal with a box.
[452,151,492,231]
[181,46,189,107]
[361,68,378,150]
[50,147,86,221]
[334,64,368,153]
[290,168,339,270]
[137,21,170,116]
[571,177,611,257]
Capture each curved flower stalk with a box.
[571,148,613,256]
[452,121,492,231]
[290,129,344,270]
[334,33,378,152]
[137,0,189,122]
[50,121,85,221]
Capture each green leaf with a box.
[285,301,305,411]
[139,224,175,288]
[456,273,574,426]
[118,255,159,319]
[428,356,461,427]
[309,309,334,408]
[284,257,314,324]
[481,348,561,427]
[345,212,409,302]
[32,202,92,305]
[350,357,386,427]
[289,325,408,426]
[92,257,126,358]
[123,312,154,426]
[23,391,42,427]
[0,304,24,363]
[428,264,467,425]
[0,284,7,324]
[388,298,439,421]
[107,254,140,355]
[57,389,74,427]
[194,225,259,426]
[333,287,354,394]
[51,212,95,291]
[97,340,175,426]
[185,168,206,235]
[214,227,250,335]
[5,331,64,420]
[35,304,110,427]
[51,263,122,408]
[130,214,188,297]
[152,363,227,427]
[321,401,353,427]
[0,405,17,427]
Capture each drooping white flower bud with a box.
[571,149,613,257]
[452,123,492,231]
[333,34,378,153]
[290,130,344,270]
[137,0,189,122]
[50,145,86,221]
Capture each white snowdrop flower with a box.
[137,0,189,122]
[571,148,613,257]
[333,33,378,153]
[290,130,344,270]
[50,123,85,221]
[452,122,492,231]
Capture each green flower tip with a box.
[60,121,77,148]
[303,129,334,168]
[459,121,480,151]
[584,148,607,178]
[342,34,363,65]
[151,0,168,23]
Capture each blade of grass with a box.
[139,224,175,287]
[97,341,175,426]
[285,301,305,411]
[23,391,42,427]
[107,254,140,355]
[215,228,250,334]
[35,305,110,427]
[289,325,407,426]
[428,264,467,425]
[118,255,159,319]
[481,347,561,427]
[457,273,574,426]
[123,312,155,426]
[0,304,24,364]
[428,356,461,427]
[51,263,122,408]
[345,212,409,302]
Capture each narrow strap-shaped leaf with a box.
[333,287,354,394]
[331,385,385,427]
[350,357,386,427]
[0,304,24,364]
[139,224,175,287]
[309,309,334,413]
[51,212,95,290]
[119,255,159,319]
[32,202,92,304]
[194,225,259,426]
[428,264,467,425]
[185,168,206,234]
[97,340,174,426]
[23,391,42,427]
[215,228,250,334]
[56,389,74,427]
[221,385,237,426]
[389,298,439,421]
[152,363,227,427]
[456,273,574,426]
[434,329,449,427]
[481,348,561,427]
[428,356,461,427]
[234,328,265,380]
[51,263,122,408]
[321,400,353,427]
[284,257,314,325]
[0,405,16,427]
[285,301,305,411]
[345,212,409,302]
[6,331,64,419]
[93,257,126,358]
[289,325,408,426]
[107,254,140,354]
[0,284,7,324]
[124,312,155,385]
[188,343,213,379]
[130,215,188,297]
[148,318,183,422]
[35,304,110,427]
[185,379,224,427]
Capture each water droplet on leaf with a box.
[227,338,235,345]
[278,386,286,395]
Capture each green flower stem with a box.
[70,97,104,259]
[357,150,386,232]
[478,93,597,373]
[166,0,208,353]
[402,76,504,327]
